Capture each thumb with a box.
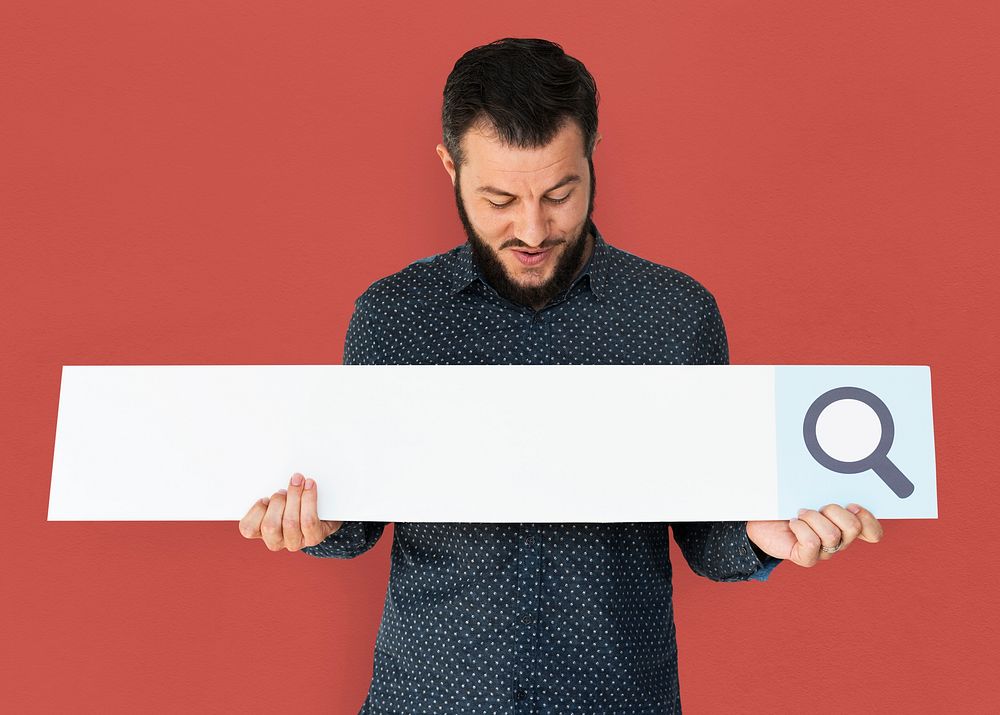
[299,477,342,544]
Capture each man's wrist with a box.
[748,537,771,564]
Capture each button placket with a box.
[514,524,541,710]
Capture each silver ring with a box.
[820,539,844,554]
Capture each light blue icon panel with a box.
[775,366,937,519]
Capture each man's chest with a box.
[373,291,705,366]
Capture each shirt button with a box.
[740,546,749,555]
[521,614,535,625]
[514,689,527,701]
[524,535,535,545]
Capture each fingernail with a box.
[260,497,269,505]
[797,508,808,517]
[847,504,861,514]
[278,488,287,495]
[290,473,303,487]
[304,478,314,490]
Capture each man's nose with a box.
[516,202,550,248]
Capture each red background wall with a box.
[3,1,997,712]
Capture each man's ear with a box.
[436,144,457,186]
[593,132,603,152]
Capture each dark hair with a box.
[441,38,600,170]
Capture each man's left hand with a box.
[746,504,883,567]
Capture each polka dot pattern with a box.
[302,223,780,713]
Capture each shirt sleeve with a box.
[669,290,782,582]
[671,521,781,582]
[301,291,390,560]
[301,521,388,559]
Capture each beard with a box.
[454,157,596,310]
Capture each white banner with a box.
[47,365,937,522]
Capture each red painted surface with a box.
[2,2,996,712]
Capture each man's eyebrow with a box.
[475,174,581,198]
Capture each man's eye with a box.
[487,193,571,210]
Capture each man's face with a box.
[438,120,600,309]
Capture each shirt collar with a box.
[449,221,609,302]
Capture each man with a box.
[239,37,883,713]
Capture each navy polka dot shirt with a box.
[302,222,780,713]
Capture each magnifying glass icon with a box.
[802,386,914,499]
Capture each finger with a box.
[261,490,288,551]
[819,504,863,551]
[238,498,269,539]
[796,508,843,560]
[299,476,327,546]
[283,473,306,552]
[787,517,821,567]
[848,504,884,543]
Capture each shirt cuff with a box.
[745,530,782,582]
[300,522,374,559]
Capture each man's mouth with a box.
[511,248,552,266]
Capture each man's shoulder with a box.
[604,241,719,307]
[352,244,466,310]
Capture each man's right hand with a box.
[238,472,343,551]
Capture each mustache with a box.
[501,239,566,251]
